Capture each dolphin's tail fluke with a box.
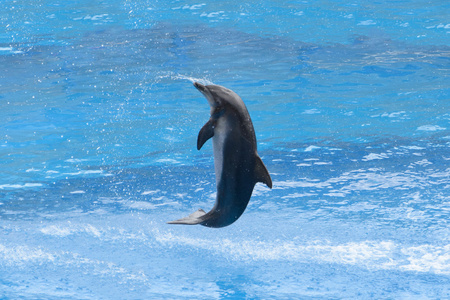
[167,209,206,225]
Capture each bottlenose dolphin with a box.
[168,82,272,228]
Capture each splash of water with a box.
[166,73,214,85]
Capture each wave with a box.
[35,222,450,275]
[155,231,450,275]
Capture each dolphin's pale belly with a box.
[212,118,229,186]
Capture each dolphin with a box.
[168,82,272,228]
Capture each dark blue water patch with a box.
[1,23,448,105]
[402,64,422,71]
[356,65,416,77]
[2,22,442,81]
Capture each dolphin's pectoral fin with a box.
[167,209,207,225]
[197,119,215,150]
[255,155,272,189]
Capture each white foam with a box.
[172,4,206,10]
[0,243,149,285]
[435,24,450,29]
[324,192,346,197]
[302,109,320,114]
[201,11,225,18]
[336,171,415,191]
[400,244,450,274]
[296,163,312,167]
[410,159,433,167]
[155,232,450,275]
[358,20,377,26]
[402,146,425,150]
[362,153,389,161]
[45,170,60,176]
[40,223,102,237]
[274,179,330,189]
[74,14,109,21]
[282,192,318,199]
[0,183,43,190]
[65,158,89,163]
[89,14,108,21]
[127,201,156,210]
[64,170,103,176]
[70,190,86,194]
[0,244,55,264]
[155,158,180,164]
[141,190,160,195]
[305,145,320,152]
[417,125,446,131]
[380,111,406,118]
[274,166,445,194]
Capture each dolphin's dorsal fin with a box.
[197,119,215,150]
[255,155,272,188]
[167,209,206,225]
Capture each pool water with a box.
[1,0,450,299]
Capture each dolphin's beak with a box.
[194,81,216,107]
[194,82,206,92]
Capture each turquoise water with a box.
[1,1,450,299]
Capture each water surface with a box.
[1,0,450,299]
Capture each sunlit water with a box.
[1,0,450,299]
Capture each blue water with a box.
[1,0,450,298]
